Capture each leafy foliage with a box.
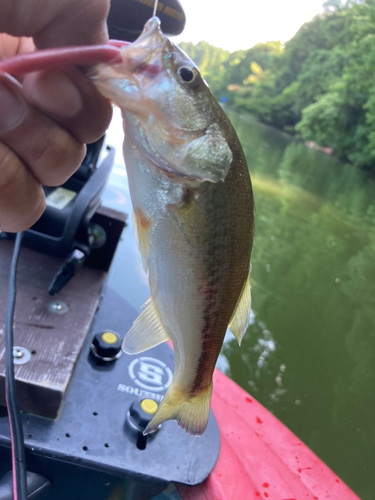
[181,0,375,170]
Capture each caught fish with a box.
[90,17,254,436]
[0,17,254,436]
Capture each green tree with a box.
[181,0,375,170]
[296,2,375,168]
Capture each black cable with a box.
[5,232,28,500]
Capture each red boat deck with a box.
[176,369,360,500]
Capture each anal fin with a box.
[122,297,170,354]
[228,273,251,345]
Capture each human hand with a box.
[0,0,112,232]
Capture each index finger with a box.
[0,0,110,48]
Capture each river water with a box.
[102,108,374,500]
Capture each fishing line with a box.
[153,0,159,17]
[5,232,27,500]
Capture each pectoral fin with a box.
[122,297,170,354]
[228,273,251,345]
[133,209,150,272]
[173,197,211,246]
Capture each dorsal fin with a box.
[228,273,251,345]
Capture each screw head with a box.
[47,301,68,314]
[13,348,24,359]
[88,224,107,249]
[12,346,32,365]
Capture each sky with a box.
[173,0,325,52]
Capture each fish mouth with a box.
[117,17,167,77]
[90,17,170,109]
[137,17,166,47]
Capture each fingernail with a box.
[0,77,26,132]
[25,70,83,118]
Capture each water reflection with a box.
[223,110,375,500]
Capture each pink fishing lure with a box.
[0,42,128,75]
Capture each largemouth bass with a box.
[0,17,254,436]
[91,17,254,436]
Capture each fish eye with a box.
[178,66,195,82]
[177,65,201,89]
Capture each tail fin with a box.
[143,383,213,436]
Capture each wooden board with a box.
[0,239,106,418]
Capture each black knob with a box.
[128,399,159,433]
[91,331,122,361]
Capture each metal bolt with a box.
[88,224,107,249]
[12,346,32,365]
[47,300,68,314]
